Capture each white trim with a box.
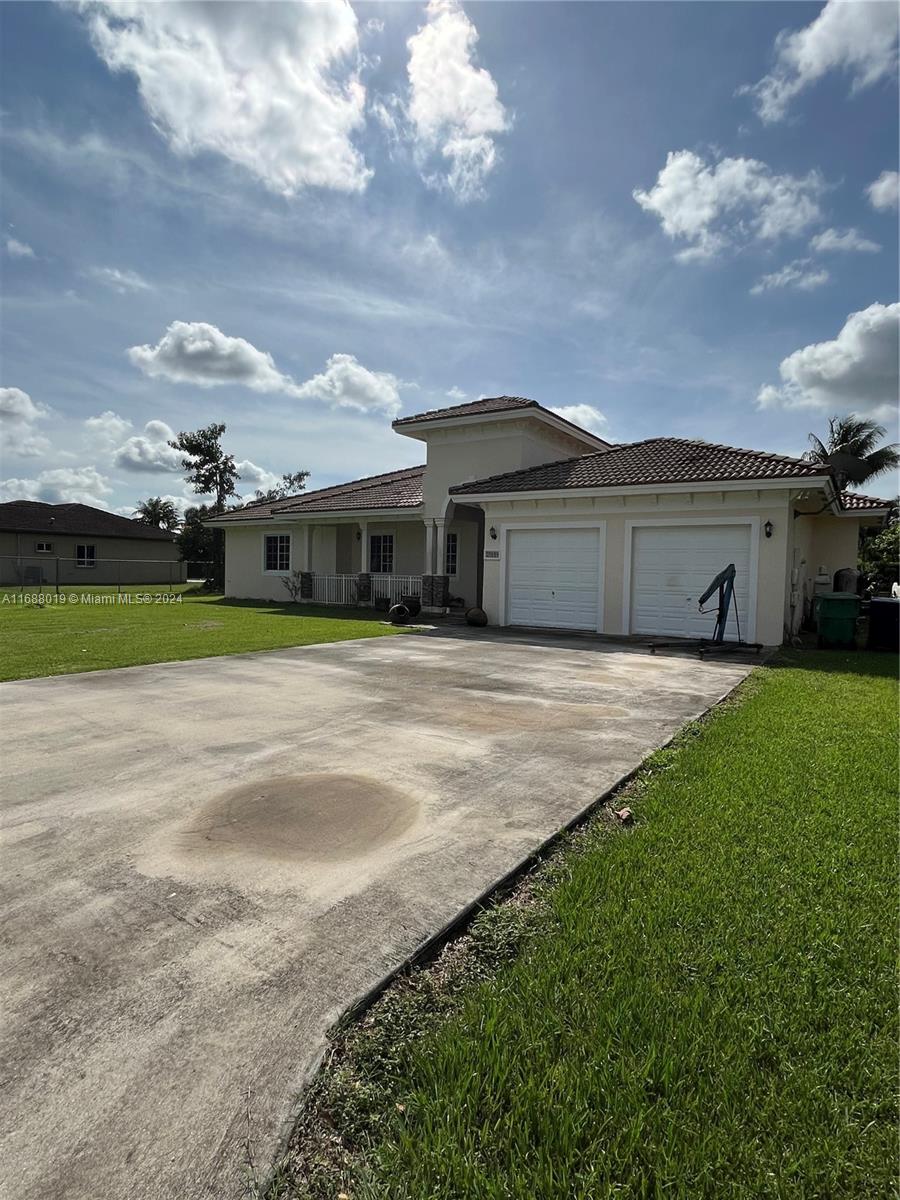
[499,519,607,632]
[621,517,759,640]
[207,506,423,529]
[452,475,832,505]
[393,406,610,452]
[261,531,292,576]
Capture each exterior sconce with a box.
[764,521,773,539]
[489,526,498,540]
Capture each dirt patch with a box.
[176,774,419,863]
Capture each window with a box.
[35,542,53,553]
[370,533,394,574]
[76,544,96,568]
[445,531,458,576]
[264,534,291,573]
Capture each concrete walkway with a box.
[0,633,752,1200]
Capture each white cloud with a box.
[293,353,401,417]
[0,387,51,458]
[551,404,608,435]
[235,459,280,494]
[89,265,152,292]
[84,409,132,449]
[634,150,825,261]
[756,301,900,418]
[113,419,183,473]
[750,259,830,295]
[406,0,509,201]
[129,321,293,392]
[867,169,899,212]
[741,0,899,123]
[128,321,402,417]
[365,17,384,34]
[445,386,467,401]
[5,237,35,259]
[79,0,371,195]
[0,466,112,505]
[809,227,880,254]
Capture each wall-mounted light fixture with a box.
[764,520,773,539]
[489,526,498,541]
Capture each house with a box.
[0,500,186,587]
[208,396,891,644]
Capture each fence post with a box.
[55,555,60,597]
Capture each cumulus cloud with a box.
[128,321,403,417]
[78,0,371,195]
[0,466,112,505]
[5,237,35,259]
[406,0,509,201]
[129,321,293,392]
[84,409,132,449]
[634,150,825,261]
[551,404,609,435]
[809,227,880,254]
[741,0,898,123]
[293,353,401,417]
[756,301,899,419]
[750,259,830,295]
[89,265,152,292]
[867,169,899,212]
[113,419,183,473]
[0,387,51,457]
[446,386,467,401]
[235,459,280,494]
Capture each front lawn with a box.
[271,650,898,1199]
[0,585,405,681]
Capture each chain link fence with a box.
[0,555,188,593]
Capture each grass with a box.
[267,650,898,1200]
[0,584,406,681]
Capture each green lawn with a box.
[271,651,898,1200]
[0,585,405,681]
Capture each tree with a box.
[134,496,180,531]
[167,423,240,514]
[251,469,310,505]
[859,520,900,595]
[803,416,900,487]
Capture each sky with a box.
[1,0,898,515]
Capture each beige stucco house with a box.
[0,500,185,587]
[209,396,890,645]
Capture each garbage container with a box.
[815,592,860,649]
[868,597,899,652]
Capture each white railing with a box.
[371,574,422,604]
[310,574,357,606]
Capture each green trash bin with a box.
[815,592,860,649]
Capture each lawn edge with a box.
[257,660,765,1199]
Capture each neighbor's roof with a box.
[0,500,177,540]
[450,437,827,495]
[839,491,893,512]
[211,465,426,523]
[393,395,539,426]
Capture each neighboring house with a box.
[0,501,185,586]
[208,396,891,644]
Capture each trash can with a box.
[815,592,860,649]
[868,597,899,652]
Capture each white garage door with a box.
[506,527,602,630]
[630,524,754,640]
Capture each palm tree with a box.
[803,416,900,487]
[134,496,180,531]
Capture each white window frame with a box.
[445,530,458,577]
[75,544,96,569]
[620,517,760,640]
[35,542,53,553]
[498,520,607,632]
[262,532,292,575]
[370,533,394,574]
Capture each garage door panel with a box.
[507,528,602,631]
[630,525,753,639]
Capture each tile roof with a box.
[213,465,425,522]
[840,491,893,511]
[393,395,538,426]
[450,437,827,495]
[0,500,177,540]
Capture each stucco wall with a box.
[0,532,183,586]
[477,489,793,645]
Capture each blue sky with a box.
[1,0,897,514]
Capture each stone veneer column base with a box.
[421,574,449,611]
[356,572,372,604]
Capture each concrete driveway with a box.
[1,632,752,1200]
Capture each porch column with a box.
[359,520,369,571]
[423,519,436,575]
[421,518,449,610]
[298,525,310,571]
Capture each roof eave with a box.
[450,474,834,503]
[393,406,610,452]
[206,504,424,527]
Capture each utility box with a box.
[815,592,860,649]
